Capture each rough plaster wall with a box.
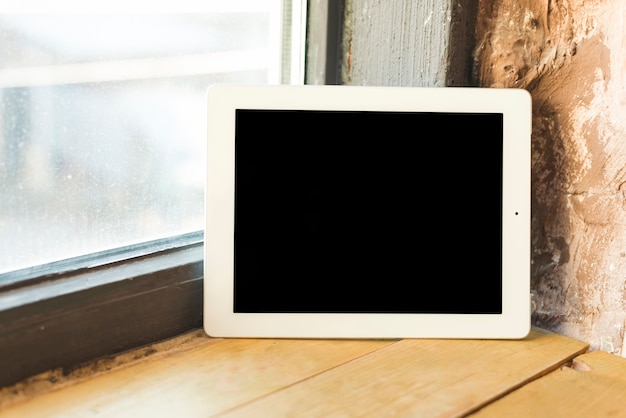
[342,0,452,86]
[475,0,626,354]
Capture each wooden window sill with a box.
[0,232,204,388]
[1,327,625,417]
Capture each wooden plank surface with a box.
[219,329,588,417]
[0,329,589,418]
[0,338,393,418]
[469,349,626,417]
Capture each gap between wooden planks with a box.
[469,349,626,417]
[0,327,599,418]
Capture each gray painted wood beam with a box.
[340,0,477,87]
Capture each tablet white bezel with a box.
[204,84,531,339]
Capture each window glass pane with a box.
[0,3,300,273]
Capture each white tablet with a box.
[204,84,531,339]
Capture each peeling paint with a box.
[476,0,626,353]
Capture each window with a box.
[0,1,306,274]
[0,0,310,388]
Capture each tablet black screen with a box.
[234,110,503,314]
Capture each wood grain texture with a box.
[469,350,626,417]
[218,329,588,417]
[0,329,589,418]
[344,0,452,86]
[0,337,394,418]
